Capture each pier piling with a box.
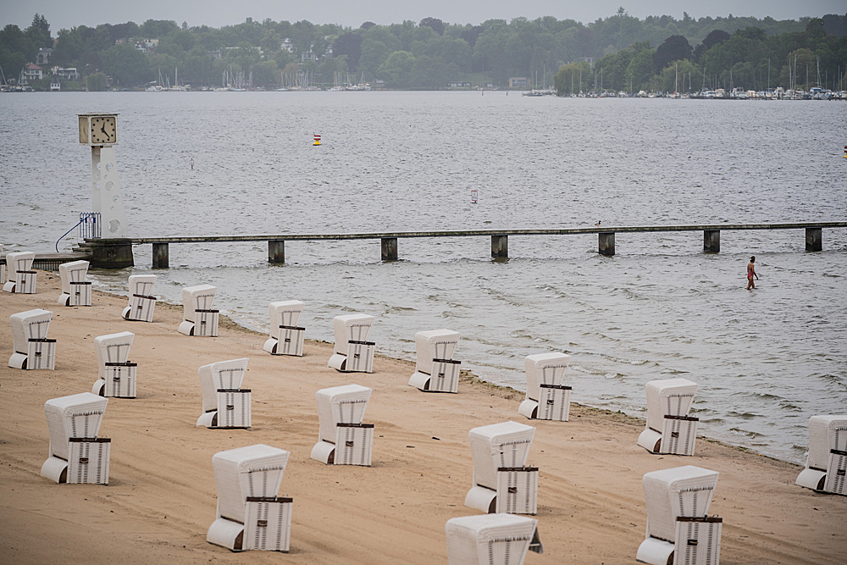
[805,228,822,252]
[491,235,508,259]
[152,242,169,269]
[381,237,398,261]
[268,240,285,264]
[86,238,134,268]
[704,229,720,253]
[599,232,615,256]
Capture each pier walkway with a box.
[120,222,846,268]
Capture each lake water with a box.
[2,91,846,464]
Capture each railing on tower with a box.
[79,212,101,239]
[54,213,101,253]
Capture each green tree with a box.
[102,43,150,87]
[181,46,214,86]
[377,50,415,88]
[657,59,700,92]
[694,29,730,62]
[554,61,591,95]
[332,32,362,71]
[359,38,391,77]
[139,19,179,38]
[419,17,444,36]
[626,47,654,90]
[85,71,107,90]
[653,35,692,73]
[252,60,278,87]
[410,55,452,88]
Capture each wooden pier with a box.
[105,222,847,269]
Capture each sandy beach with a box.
[1,270,844,564]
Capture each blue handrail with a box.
[54,213,100,253]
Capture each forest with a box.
[1,10,846,93]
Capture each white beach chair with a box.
[637,378,699,456]
[262,300,305,356]
[92,331,137,398]
[408,329,462,393]
[9,309,56,370]
[178,284,220,336]
[445,513,543,565]
[40,392,111,485]
[518,352,572,421]
[636,465,721,565]
[196,358,251,428]
[58,260,92,306]
[207,444,292,552]
[327,313,375,373]
[796,415,847,495]
[465,421,538,515]
[121,274,157,322]
[310,384,374,466]
[3,251,37,293]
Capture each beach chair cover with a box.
[59,260,89,294]
[10,309,52,354]
[645,378,697,432]
[5,251,35,283]
[445,513,539,565]
[212,444,289,525]
[127,274,157,299]
[332,314,374,355]
[182,284,217,322]
[316,384,371,443]
[268,301,305,340]
[642,465,719,543]
[796,415,847,493]
[524,352,570,401]
[468,421,535,491]
[806,415,847,471]
[198,358,248,413]
[94,331,134,379]
[415,329,460,373]
[44,392,108,461]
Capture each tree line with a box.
[1,10,845,91]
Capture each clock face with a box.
[90,116,117,145]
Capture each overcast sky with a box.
[2,0,843,33]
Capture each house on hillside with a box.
[51,67,80,81]
[509,77,528,88]
[36,48,53,66]
[20,63,43,85]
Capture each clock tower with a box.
[78,113,128,238]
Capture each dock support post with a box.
[268,240,285,264]
[805,228,822,252]
[491,235,508,259]
[381,237,398,261]
[86,238,134,269]
[152,243,169,269]
[599,232,615,256]
[703,229,720,253]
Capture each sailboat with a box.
[167,67,187,91]
[146,68,165,91]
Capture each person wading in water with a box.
[746,256,759,290]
